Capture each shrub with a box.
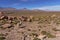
[0,37,5,40]
[0,34,5,40]
[12,20,20,24]
[41,31,47,35]
[31,33,38,37]
[0,34,4,36]
[33,37,41,40]
[47,33,56,38]
[41,31,56,38]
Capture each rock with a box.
[14,17,18,20]
[19,25,26,28]
[0,12,5,20]
[0,12,4,17]
[7,20,12,23]
[16,22,22,27]
[37,34,46,40]
[0,16,8,20]
[0,12,8,20]
[29,16,34,21]
[8,17,14,21]
[27,18,32,22]
[2,24,13,29]
[29,16,34,19]
[51,14,56,18]
[34,18,40,21]
[20,16,27,21]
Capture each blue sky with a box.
[0,0,60,11]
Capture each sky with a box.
[0,0,60,11]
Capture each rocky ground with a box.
[0,12,60,40]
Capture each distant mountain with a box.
[0,7,60,17]
[0,7,17,11]
[0,7,60,13]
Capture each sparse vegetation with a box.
[0,37,5,40]
[0,12,59,40]
[41,31,47,35]
[33,37,41,40]
[0,34,5,40]
[31,33,38,37]
[41,31,56,38]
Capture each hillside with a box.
[0,9,60,40]
[0,8,60,17]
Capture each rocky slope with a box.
[0,12,60,40]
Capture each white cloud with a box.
[32,5,60,11]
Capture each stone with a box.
[2,24,13,29]
[27,18,32,22]
[20,16,27,21]
[0,12,4,17]
[19,24,26,28]
[0,16,8,20]
[37,34,46,40]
